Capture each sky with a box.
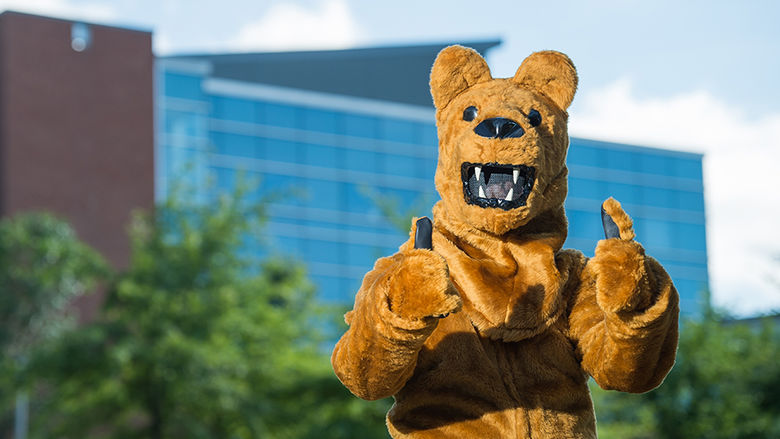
[1,0,779,316]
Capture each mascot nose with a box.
[473,117,525,139]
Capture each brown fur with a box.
[332,46,679,438]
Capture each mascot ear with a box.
[512,51,578,110]
[430,45,492,110]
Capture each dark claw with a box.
[601,205,620,239]
[414,217,433,250]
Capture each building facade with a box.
[0,12,708,318]
[0,12,155,319]
[157,45,708,315]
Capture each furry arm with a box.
[568,198,679,393]
[331,248,461,400]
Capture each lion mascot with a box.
[332,46,679,439]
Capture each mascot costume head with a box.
[431,46,576,236]
[333,46,679,438]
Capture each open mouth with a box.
[461,162,535,210]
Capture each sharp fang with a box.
[513,169,519,184]
[505,188,514,201]
[478,185,486,198]
[474,166,481,181]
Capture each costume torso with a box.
[387,203,596,438]
[388,315,596,439]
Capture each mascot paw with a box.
[600,197,636,241]
[592,198,650,313]
[386,243,461,321]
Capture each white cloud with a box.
[228,0,361,52]
[570,80,780,316]
[0,0,117,21]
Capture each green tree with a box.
[0,212,108,436]
[592,300,780,439]
[27,191,389,438]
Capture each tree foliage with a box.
[592,302,780,439]
[0,212,108,434]
[4,197,779,438]
[21,192,388,439]
[0,212,108,359]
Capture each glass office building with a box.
[156,45,707,315]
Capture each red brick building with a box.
[0,11,155,317]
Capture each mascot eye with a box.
[463,106,478,122]
[528,109,542,127]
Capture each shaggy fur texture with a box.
[332,46,679,438]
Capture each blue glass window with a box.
[641,218,674,249]
[307,239,342,264]
[165,110,205,138]
[264,139,298,163]
[380,188,421,212]
[300,220,349,232]
[676,158,703,180]
[311,274,347,302]
[211,96,256,123]
[304,143,341,168]
[567,143,601,167]
[663,262,709,288]
[346,277,364,297]
[381,246,399,258]
[345,243,383,267]
[164,147,209,199]
[568,177,604,201]
[211,132,257,158]
[421,158,438,181]
[381,153,421,178]
[381,118,418,143]
[272,217,302,227]
[678,190,705,211]
[261,175,302,206]
[605,149,635,172]
[674,279,708,314]
[273,236,303,258]
[166,146,202,172]
[302,108,340,134]
[642,186,677,208]
[421,124,439,146]
[344,113,378,138]
[568,209,603,243]
[214,167,235,192]
[163,72,202,100]
[349,220,393,235]
[264,103,298,128]
[677,222,707,251]
[304,179,343,210]
[345,149,378,174]
[635,152,670,176]
[345,183,378,214]
[606,182,641,205]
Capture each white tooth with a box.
[479,185,486,198]
[474,166,481,181]
[513,169,519,184]
[505,188,514,201]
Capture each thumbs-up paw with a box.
[601,197,636,241]
[592,198,651,313]
[385,217,461,321]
